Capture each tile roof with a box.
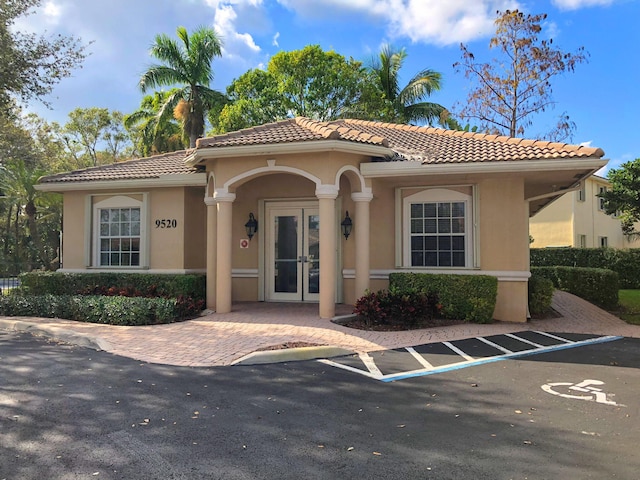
[197,117,604,162]
[39,118,605,185]
[39,150,198,184]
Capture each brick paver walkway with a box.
[1,291,638,367]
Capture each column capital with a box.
[204,196,217,207]
[214,189,236,203]
[315,184,339,200]
[351,191,373,202]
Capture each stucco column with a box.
[352,191,373,300]
[316,185,339,319]
[204,196,217,311]
[215,191,236,314]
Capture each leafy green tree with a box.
[124,90,183,156]
[139,26,226,147]
[366,44,446,125]
[454,10,588,140]
[217,45,368,132]
[601,158,640,237]
[0,0,88,111]
[61,108,131,167]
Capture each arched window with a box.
[402,188,474,268]
[93,195,147,268]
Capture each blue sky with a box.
[18,0,640,174]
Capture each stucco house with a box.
[530,174,640,249]
[36,118,607,323]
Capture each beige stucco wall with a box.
[60,186,206,271]
[530,176,640,248]
[529,192,574,248]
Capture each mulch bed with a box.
[256,341,323,351]
[338,316,466,331]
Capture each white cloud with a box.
[277,0,521,45]
[552,0,615,10]
[214,3,261,57]
[272,31,280,47]
[43,1,62,20]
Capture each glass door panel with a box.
[274,215,298,293]
[304,211,320,300]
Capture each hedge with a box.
[531,266,619,309]
[0,294,185,325]
[530,248,640,289]
[389,272,498,324]
[18,272,206,300]
[527,275,555,316]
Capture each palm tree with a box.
[138,26,227,148]
[368,45,446,125]
[124,90,183,156]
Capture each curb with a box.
[231,345,354,366]
[0,319,111,352]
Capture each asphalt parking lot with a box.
[2,331,638,479]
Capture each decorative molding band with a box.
[231,268,259,278]
[341,269,531,282]
[360,158,607,179]
[315,184,339,199]
[351,191,374,202]
[35,173,207,192]
[58,268,207,274]
[204,197,217,206]
[213,189,236,202]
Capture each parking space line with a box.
[318,334,623,383]
[360,352,383,377]
[477,336,513,354]
[504,333,545,348]
[533,331,574,343]
[406,347,434,369]
[443,341,475,361]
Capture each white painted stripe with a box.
[317,359,382,380]
[406,347,434,369]
[504,333,544,348]
[477,336,513,354]
[443,341,475,361]
[360,353,384,377]
[533,331,574,343]
[379,336,623,383]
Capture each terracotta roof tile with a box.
[39,117,605,186]
[39,150,198,184]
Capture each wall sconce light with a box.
[245,213,258,240]
[341,211,352,240]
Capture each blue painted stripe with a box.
[379,335,623,383]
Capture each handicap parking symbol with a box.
[541,379,625,407]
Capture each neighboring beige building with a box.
[37,118,607,323]
[530,175,640,249]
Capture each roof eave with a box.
[35,173,207,192]
[185,140,392,166]
[360,157,608,178]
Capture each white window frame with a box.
[599,236,608,248]
[577,183,586,202]
[598,186,607,212]
[91,194,149,269]
[400,187,475,269]
[577,234,587,248]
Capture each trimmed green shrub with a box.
[528,275,555,315]
[389,273,498,324]
[353,287,439,328]
[18,272,206,300]
[531,266,618,309]
[531,248,640,289]
[0,293,192,325]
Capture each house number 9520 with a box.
[155,219,177,228]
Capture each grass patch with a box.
[617,290,640,325]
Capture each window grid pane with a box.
[410,201,466,267]
[99,207,141,266]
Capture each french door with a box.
[266,203,320,302]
